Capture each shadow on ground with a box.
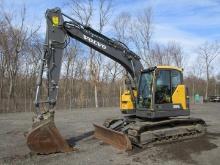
[129,132,220,164]
[67,131,94,146]
[1,131,95,164]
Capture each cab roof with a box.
[157,65,183,72]
[142,65,183,73]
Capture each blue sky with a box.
[2,0,220,73]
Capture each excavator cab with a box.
[120,66,189,117]
[136,66,190,119]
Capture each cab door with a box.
[171,70,187,109]
[155,70,172,105]
[154,69,183,110]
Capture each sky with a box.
[2,0,220,74]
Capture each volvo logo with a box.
[83,35,106,49]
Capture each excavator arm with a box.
[36,8,143,113]
[26,8,143,154]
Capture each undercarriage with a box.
[94,116,206,150]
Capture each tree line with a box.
[0,0,219,113]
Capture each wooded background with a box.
[0,0,220,113]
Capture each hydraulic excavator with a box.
[25,8,206,154]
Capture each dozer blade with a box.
[26,118,73,154]
[93,124,132,151]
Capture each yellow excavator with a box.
[25,8,206,154]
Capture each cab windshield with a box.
[137,71,153,108]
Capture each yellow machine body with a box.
[120,66,188,113]
[120,90,137,113]
[156,66,188,110]
[172,84,187,110]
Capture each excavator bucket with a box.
[26,118,74,154]
[93,124,132,151]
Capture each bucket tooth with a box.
[26,118,74,154]
[93,123,132,151]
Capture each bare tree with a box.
[166,41,184,67]
[68,0,113,108]
[148,41,184,67]
[0,2,40,112]
[92,0,113,107]
[62,42,78,102]
[113,12,131,43]
[104,61,123,83]
[104,12,131,83]
[98,0,113,32]
[187,57,204,99]
[0,6,32,111]
[197,41,220,100]
[68,0,93,26]
[149,43,165,66]
[129,7,153,66]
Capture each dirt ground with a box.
[0,103,220,165]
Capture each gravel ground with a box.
[0,103,220,165]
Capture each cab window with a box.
[171,70,182,90]
[155,70,171,104]
[137,72,153,108]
